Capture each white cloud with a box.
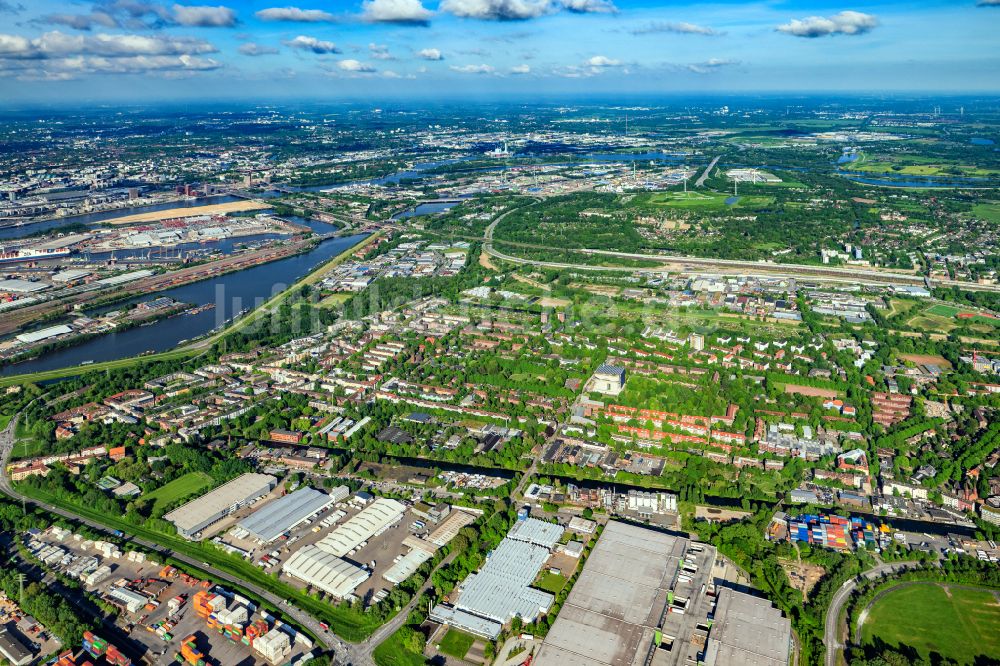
[561,0,616,14]
[362,0,432,24]
[686,57,737,73]
[440,0,554,20]
[586,55,620,67]
[255,7,336,22]
[238,41,277,56]
[369,43,394,59]
[284,35,340,53]
[338,58,375,72]
[41,12,119,30]
[171,4,237,27]
[0,31,217,59]
[777,11,878,38]
[449,63,495,73]
[509,63,530,73]
[417,47,442,60]
[630,21,720,36]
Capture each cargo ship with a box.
[0,247,72,263]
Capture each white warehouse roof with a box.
[314,497,406,557]
[164,473,276,538]
[282,546,370,598]
[454,537,554,624]
[383,548,432,585]
[0,279,49,293]
[508,517,564,549]
[16,324,72,344]
[97,269,154,286]
[236,487,334,544]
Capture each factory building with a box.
[533,521,792,666]
[431,518,561,639]
[164,473,276,540]
[16,324,73,344]
[234,487,335,544]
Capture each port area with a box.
[0,234,319,338]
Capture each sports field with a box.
[144,471,213,512]
[860,583,1000,664]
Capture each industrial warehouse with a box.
[280,497,407,598]
[533,521,792,666]
[164,473,276,540]
[430,517,564,639]
[232,486,340,544]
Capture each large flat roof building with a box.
[0,627,33,666]
[235,487,334,544]
[431,518,562,639]
[165,473,276,540]
[534,521,791,666]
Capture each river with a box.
[0,194,247,241]
[0,232,368,376]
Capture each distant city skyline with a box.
[1,0,999,102]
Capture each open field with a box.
[373,628,428,666]
[972,202,1000,223]
[144,471,213,512]
[107,200,271,224]
[898,353,951,368]
[438,628,476,660]
[783,384,840,399]
[642,191,774,209]
[860,583,1000,664]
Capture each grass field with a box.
[535,570,568,594]
[860,583,1000,664]
[144,471,214,512]
[972,202,1000,223]
[373,627,428,666]
[438,629,475,660]
[641,191,774,209]
[926,304,962,317]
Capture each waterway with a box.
[0,232,368,376]
[0,194,245,241]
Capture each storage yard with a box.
[22,525,315,665]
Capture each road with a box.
[823,561,921,666]
[695,155,721,187]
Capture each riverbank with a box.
[105,199,270,225]
[0,232,377,387]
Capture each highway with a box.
[695,155,721,187]
[484,204,1000,293]
[823,561,921,666]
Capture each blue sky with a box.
[0,0,998,102]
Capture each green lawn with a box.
[861,583,1000,664]
[972,202,1000,223]
[144,472,214,512]
[438,628,475,660]
[373,627,428,666]
[535,571,568,594]
[926,304,961,317]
